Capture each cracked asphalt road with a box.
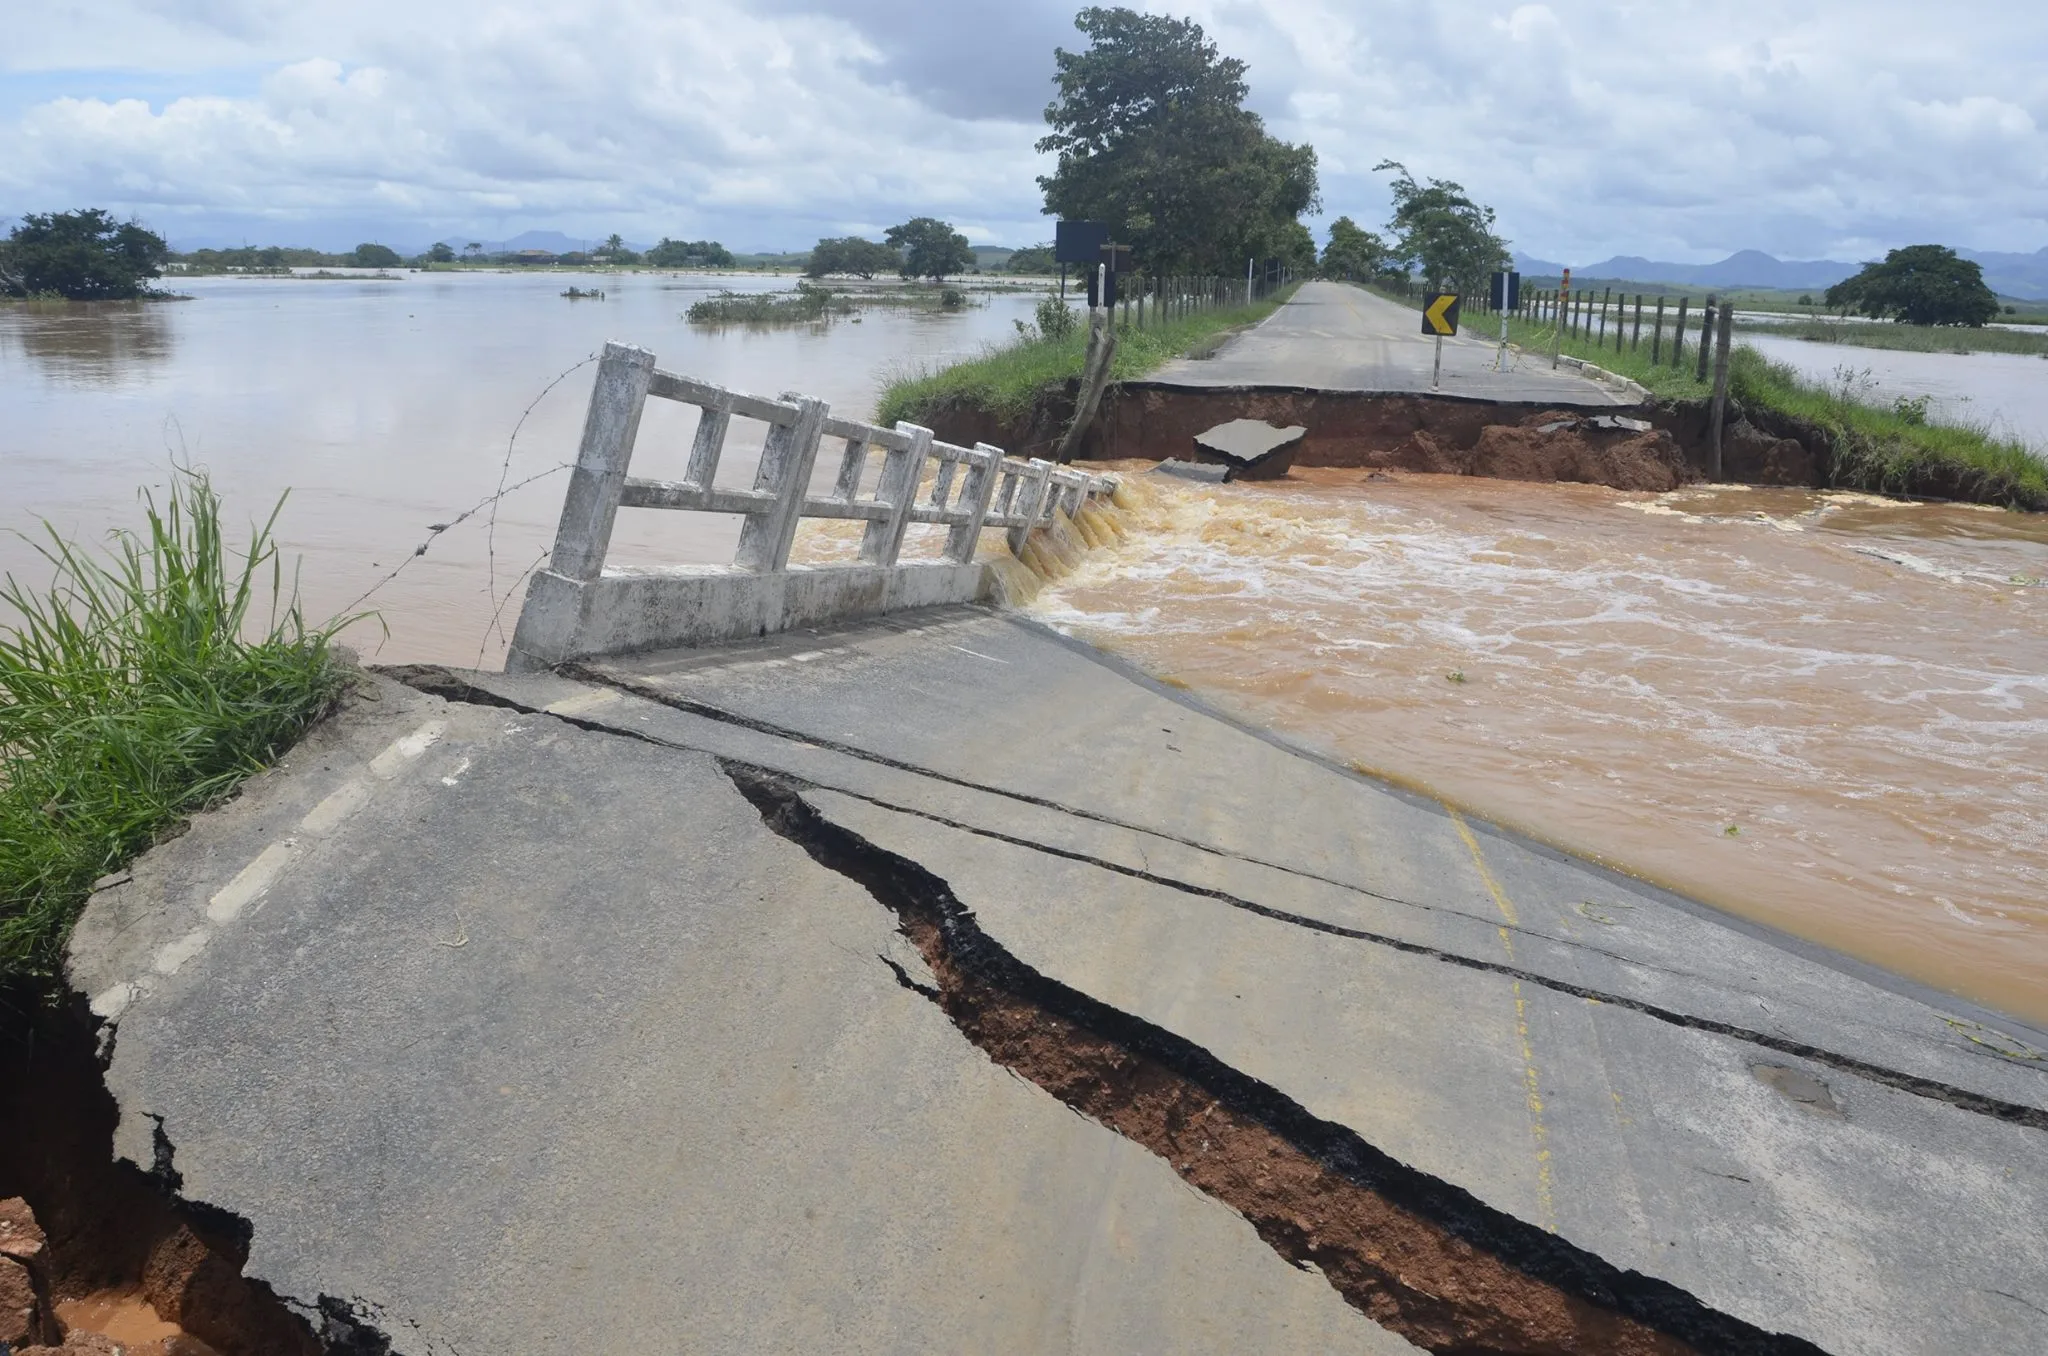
[69,608,2048,1354]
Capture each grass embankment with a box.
[1752,318,2048,356]
[877,283,1301,426]
[1498,308,2048,507]
[1,472,349,988]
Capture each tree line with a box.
[1,6,2013,326]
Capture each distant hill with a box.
[1511,246,2048,299]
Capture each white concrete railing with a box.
[506,341,1119,671]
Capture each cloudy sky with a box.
[5,0,2044,263]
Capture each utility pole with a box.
[1246,257,1254,306]
[1552,267,1570,369]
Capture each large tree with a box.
[1373,162,1509,297]
[1320,215,1394,282]
[804,236,901,279]
[645,238,734,268]
[351,242,403,268]
[0,209,169,299]
[884,218,974,281]
[1036,7,1318,276]
[1825,245,1999,327]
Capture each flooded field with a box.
[0,272,1044,664]
[6,276,2046,1024]
[1031,469,2048,1025]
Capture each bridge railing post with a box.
[861,422,933,566]
[944,444,1005,564]
[546,342,656,583]
[1007,459,1054,556]
[734,394,828,573]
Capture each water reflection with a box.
[0,300,178,387]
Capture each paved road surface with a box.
[1148,280,1635,405]
[70,610,2048,1354]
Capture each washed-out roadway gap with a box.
[725,763,1823,1356]
[390,665,2048,1133]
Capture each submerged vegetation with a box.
[0,471,350,987]
[877,283,1299,426]
[685,280,973,326]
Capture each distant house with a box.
[513,250,557,265]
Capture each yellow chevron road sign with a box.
[1422,292,1461,336]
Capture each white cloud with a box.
[4,0,2046,261]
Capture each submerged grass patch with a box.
[0,470,351,986]
[876,283,1301,426]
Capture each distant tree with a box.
[1824,245,1999,327]
[351,242,403,269]
[594,233,640,265]
[463,241,483,260]
[803,237,901,279]
[1319,215,1392,282]
[0,209,170,299]
[1036,8,1319,276]
[1797,293,1814,307]
[884,217,974,281]
[645,238,735,268]
[427,242,456,263]
[1373,162,1508,297]
[1003,244,1058,275]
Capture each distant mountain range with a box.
[1512,247,2048,300]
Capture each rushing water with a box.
[5,277,2047,1023]
[1031,469,2048,1025]
[0,272,1044,664]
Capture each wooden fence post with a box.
[545,341,656,583]
[1631,295,1643,351]
[1695,294,1717,382]
[1598,287,1610,344]
[1672,297,1690,369]
[1651,297,1666,364]
[1708,303,1735,480]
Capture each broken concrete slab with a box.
[1152,458,1230,484]
[1191,418,1307,480]
[70,674,1414,1355]
[71,613,2048,1354]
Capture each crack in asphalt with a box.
[385,665,2048,1133]
[723,761,1826,1355]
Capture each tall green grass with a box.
[1499,307,2046,506]
[1,470,350,984]
[876,284,1301,426]
[1726,349,2048,508]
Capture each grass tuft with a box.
[1,469,353,985]
[877,284,1301,427]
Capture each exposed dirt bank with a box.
[0,990,336,1355]
[911,383,1852,496]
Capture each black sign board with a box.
[1491,270,1521,311]
[1054,220,1111,265]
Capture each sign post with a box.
[1490,270,1520,371]
[1552,267,1570,369]
[1420,292,1460,390]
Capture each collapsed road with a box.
[64,608,2048,1354]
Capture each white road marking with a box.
[207,840,299,923]
[369,720,447,778]
[300,781,371,836]
[544,689,621,717]
[153,927,211,975]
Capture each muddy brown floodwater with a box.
[1030,468,2048,1026]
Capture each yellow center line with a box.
[1452,809,1559,1234]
